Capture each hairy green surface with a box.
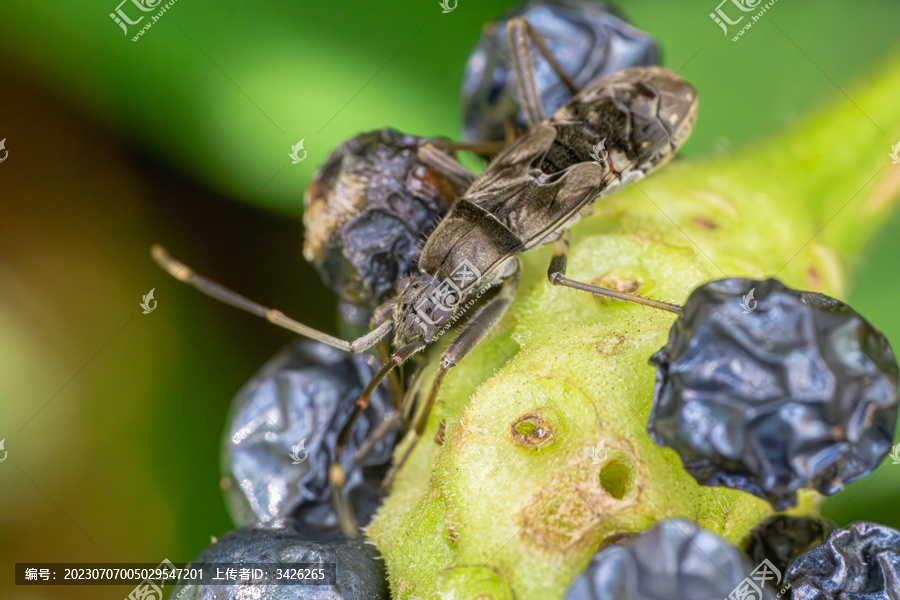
[368,57,900,599]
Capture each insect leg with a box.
[329,341,425,537]
[353,362,427,464]
[507,17,546,126]
[428,139,510,157]
[547,229,572,283]
[546,233,683,314]
[516,17,580,95]
[151,245,393,351]
[369,301,405,406]
[330,484,358,539]
[417,143,478,188]
[434,419,447,446]
[504,118,518,144]
[382,263,520,490]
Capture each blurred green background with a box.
[1,0,899,597]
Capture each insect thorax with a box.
[393,276,454,345]
[393,260,495,346]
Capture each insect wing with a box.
[418,199,522,293]
[465,124,559,199]
[518,162,606,251]
[465,124,607,251]
[415,125,554,286]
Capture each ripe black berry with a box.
[169,518,387,599]
[648,278,899,509]
[303,129,468,323]
[222,340,397,539]
[461,0,659,144]
[564,519,759,599]
[785,521,900,599]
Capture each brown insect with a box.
[152,17,697,536]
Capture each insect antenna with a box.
[151,244,392,352]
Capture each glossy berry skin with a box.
[168,519,387,600]
[746,515,835,579]
[564,519,759,600]
[461,0,659,144]
[648,278,899,509]
[303,129,468,324]
[222,340,397,539]
[785,521,900,600]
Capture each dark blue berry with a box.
[461,0,659,144]
[303,129,467,323]
[648,278,899,509]
[785,521,900,599]
[169,519,387,599]
[565,519,764,600]
[222,340,397,539]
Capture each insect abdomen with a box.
[419,199,523,289]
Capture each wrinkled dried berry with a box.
[648,278,899,509]
[565,519,763,600]
[461,0,658,144]
[785,521,900,599]
[746,515,835,578]
[169,518,387,599]
[222,340,397,539]
[303,129,468,323]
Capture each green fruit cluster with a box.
[369,56,900,599]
